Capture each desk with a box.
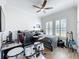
[1,43,22,59]
[2,43,22,51]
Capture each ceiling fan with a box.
[32,0,53,13]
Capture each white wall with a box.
[0,0,41,41]
[41,7,77,39]
[0,0,41,32]
[3,6,40,31]
[77,3,79,46]
[3,6,41,39]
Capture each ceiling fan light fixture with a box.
[33,0,53,13]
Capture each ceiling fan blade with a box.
[42,0,47,8]
[36,9,41,13]
[44,7,53,9]
[32,5,40,9]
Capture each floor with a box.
[12,47,79,59]
[44,47,79,59]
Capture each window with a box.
[55,19,66,37]
[46,22,49,35]
[46,21,53,35]
[61,19,66,37]
[55,20,60,36]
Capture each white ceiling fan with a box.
[32,0,53,13]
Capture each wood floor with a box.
[44,47,79,59]
[22,47,79,59]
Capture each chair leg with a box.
[16,56,17,59]
[51,46,53,51]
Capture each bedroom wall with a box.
[41,7,77,39]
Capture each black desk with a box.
[1,43,22,59]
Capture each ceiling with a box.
[2,0,78,17]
